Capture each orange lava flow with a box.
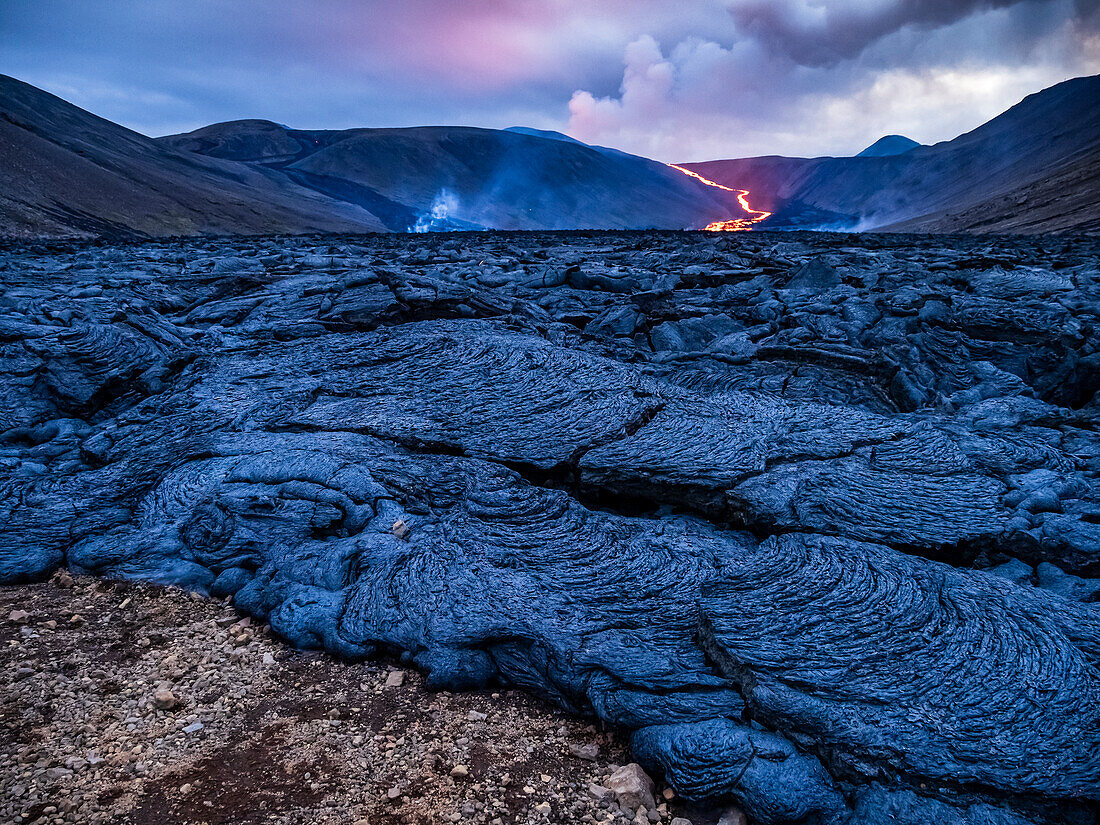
[669,164,772,231]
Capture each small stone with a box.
[391,519,410,539]
[449,764,469,779]
[569,742,599,761]
[670,819,694,825]
[153,688,178,710]
[182,721,204,734]
[467,709,487,722]
[588,783,613,801]
[8,609,29,623]
[179,783,192,794]
[534,802,551,815]
[387,786,401,800]
[262,652,275,665]
[53,570,74,588]
[69,614,84,625]
[385,670,406,688]
[717,808,748,825]
[662,788,675,801]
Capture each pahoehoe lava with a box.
[1,230,1098,824]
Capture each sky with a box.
[1,0,1098,162]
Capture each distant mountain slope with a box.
[857,135,921,157]
[685,75,1100,233]
[883,145,1100,234]
[0,77,743,239]
[0,76,385,239]
[160,121,742,231]
[504,126,586,145]
[4,72,1097,238]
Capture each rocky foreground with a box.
[1,230,1099,824]
[3,575,733,825]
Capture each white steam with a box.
[410,189,460,233]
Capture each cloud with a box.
[727,0,1061,67]
[0,0,1097,157]
[566,0,1100,161]
[568,36,673,141]
[0,0,625,135]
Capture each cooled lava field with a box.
[1,230,1098,825]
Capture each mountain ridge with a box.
[159,121,740,232]
[2,73,1097,237]
[682,74,1100,233]
[0,75,386,239]
[0,76,745,238]
[856,135,921,157]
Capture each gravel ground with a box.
[1,573,739,825]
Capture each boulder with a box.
[606,764,656,815]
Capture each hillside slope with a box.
[5,72,1096,238]
[685,75,1100,233]
[160,121,743,231]
[0,73,744,239]
[884,145,1100,234]
[0,76,385,239]
[856,135,921,157]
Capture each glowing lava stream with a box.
[669,164,772,231]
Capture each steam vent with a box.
[3,229,1099,824]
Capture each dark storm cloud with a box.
[0,1,1096,160]
[728,0,1064,67]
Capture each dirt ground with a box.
[1,574,731,825]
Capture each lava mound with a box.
[1,231,1098,824]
